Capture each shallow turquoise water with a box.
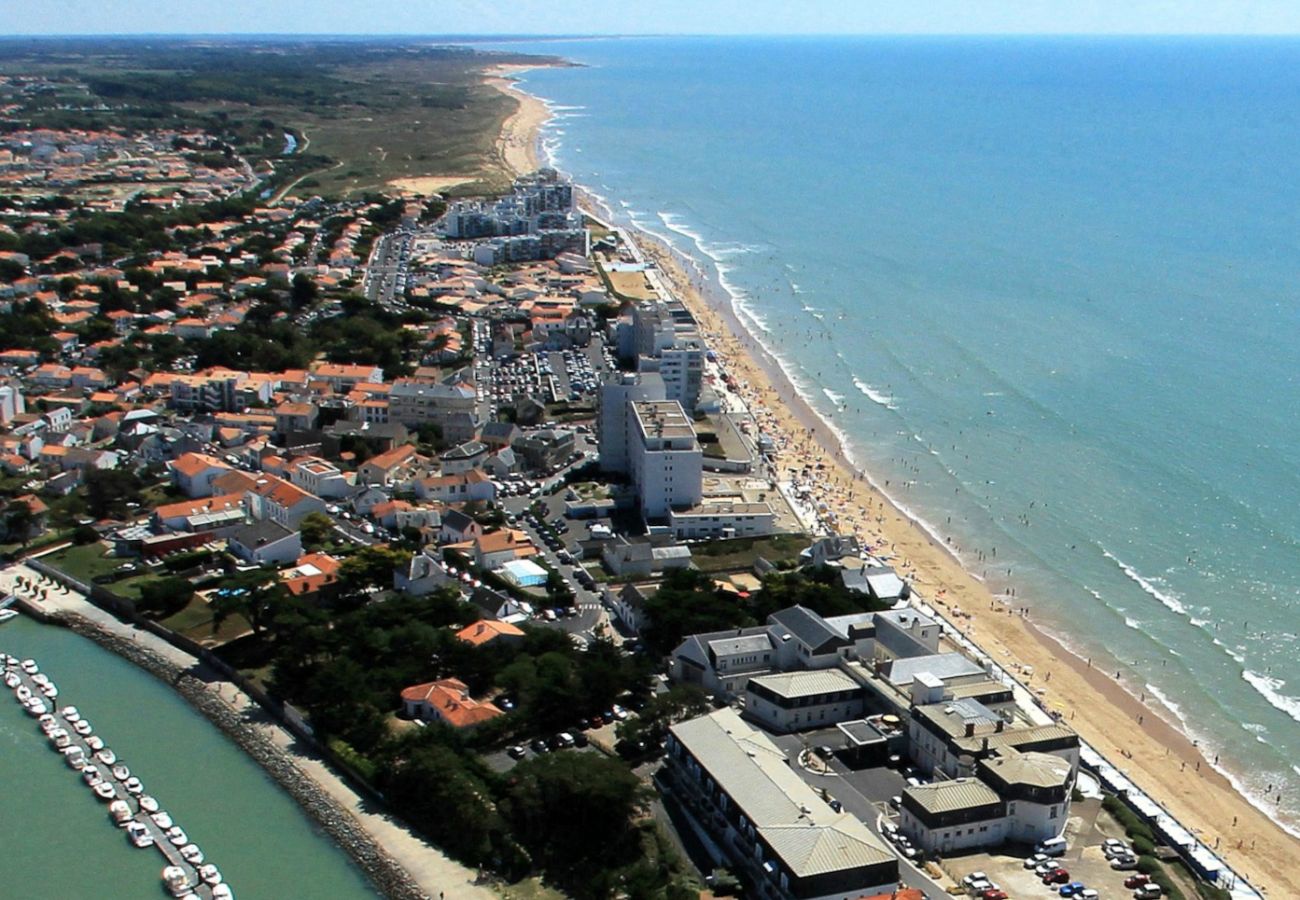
[0,616,380,899]
[498,36,1300,832]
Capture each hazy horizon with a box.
[10,1,1300,37]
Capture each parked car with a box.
[1110,855,1139,870]
[1037,836,1069,857]
[1058,883,1086,898]
[529,738,549,754]
[1024,853,1050,869]
[1124,875,1151,889]
[1042,868,1070,885]
[1104,838,1132,858]
[961,873,989,889]
[507,745,527,759]
[980,891,1008,900]
[1133,886,1163,900]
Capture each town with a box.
[0,60,1241,900]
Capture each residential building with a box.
[400,677,502,729]
[743,669,866,734]
[665,709,898,900]
[227,520,303,565]
[628,400,702,520]
[597,372,665,474]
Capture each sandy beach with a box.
[485,65,549,176]
[487,73,1300,897]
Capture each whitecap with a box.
[1243,670,1300,724]
[1101,548,1187,615]
[851,376,897,410]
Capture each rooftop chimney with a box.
[964,722,976,738]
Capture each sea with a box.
[0,615,379,899]
[491,36,1300,834]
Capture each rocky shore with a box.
[57,612,432,900]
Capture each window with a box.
[1050,806,1058,819]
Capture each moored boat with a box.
[211,883,234,899]
[94,780,117,801]
[85,735,104,751]
[95,748,116,766]
[199,863,223,885]
[124,776,143,795]
[112,763,130,781]
[73,718,92,736]
[126,821,154,848]
[165,825,188,846]
[108,799,132,825]
[60,705,79,721]
[137,794,159,814]
[23,696,46,716]
[162,865,193,898]
[20,658,37,674]
[62,746,86,769]
[180,843,204,864]
[150,810,173,830]
[0,609,17,624]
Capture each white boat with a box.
[3,672,19,689]
[94,781,117,801]
[30,673,48,686]
[165,825,188,846]
[39,683,57,699]
[137,794,159,814]
[150,811,173,830]
[82,765,103,786]
[211,883,234,899]
[60,705,80,722]
[73,719,92,736]
[20,658,37,674]
[63,746,86,769]
[112,763,130,781]
[126,821,154,848]
[85,735,104,751]
[162,865,193,898]
[53,732,71,750]
[24,697,47,716]
[38,711,56,728]
[180,843,204,865]
[0,609,17,624]
[124,776,143,795]
[199,864,222,885]
[96,748,117,766]
[15,684,31,702]
[108,799,132,825]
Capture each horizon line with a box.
[6,31,1300,40]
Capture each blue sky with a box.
[10,0,1300,36]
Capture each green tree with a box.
[211,569,286,636]
[298,511,334,550]
[136,575,194,618]
[290,272,318,308]
[501,752,646,891]
[338,544,411,591]
[83,468,144,520]
[2,499,35,545]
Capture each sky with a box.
[8,0,1300,36]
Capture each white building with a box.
[597,372,665,474]
[744,669,866,734]
[629,400,702,520]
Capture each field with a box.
[0,39,564,200]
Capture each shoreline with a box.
[6,570,492,900]
[490,71,1299,896]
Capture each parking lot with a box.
[947,796,1161,899]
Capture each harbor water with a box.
[0,615,379,899]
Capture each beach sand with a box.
[484,65,549,177]
[386,175,477,196]
[489,77,1300,896]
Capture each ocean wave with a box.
[851,376,898,410]
[1243,670,1300,724]
[1143,682,1189,729]
[823,387,846,407]
[1101,548,1187,615]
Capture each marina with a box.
[4,647,231,900]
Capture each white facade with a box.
[629,400,702,519]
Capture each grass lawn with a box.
[43,541,130,583]
[690,534,809,574]
[158,593,252,646]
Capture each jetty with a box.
[3,648,232,899]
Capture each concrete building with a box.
[666,709,898,900]
[629,400,702,520]
[744,669,866,734]
[597,372,665,474]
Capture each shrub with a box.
[72,525,100,545]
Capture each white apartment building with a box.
[629,400,702,519]
[597,372,665,474]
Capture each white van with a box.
[1035,836,1068,857]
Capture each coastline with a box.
[7,570,491,900]
[490,73,1300,896]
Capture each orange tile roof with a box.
[400,677,502,728]
[455,619,525,647]
[170,452,229,479]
